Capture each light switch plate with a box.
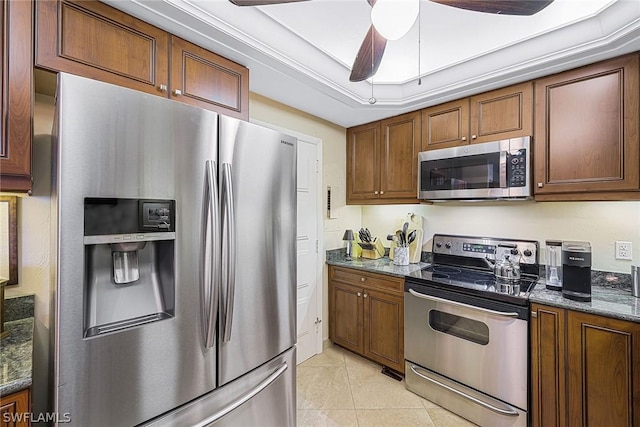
[615,241,632,260]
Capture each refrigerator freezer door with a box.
[143,347,296,427]
[53,74,218,426]
[217,116,297,385]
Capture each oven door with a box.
[404,282,528,411]
[418,141,508,200]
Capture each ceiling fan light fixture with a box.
[371,0,419,41]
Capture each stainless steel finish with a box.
[84,232,175,245]
[111,244,145,284]
[499,150,507,188]
[409,365,518,416]
[405,363,526,427]
[538,182,543,187]
[158,84,167,92]
[418,136,531,200]
[407,289,519,317]
[173,89,182,96]
[531,311,538,318]
[431,235,538,265]
[222,163,236,343]
[461,136,467,141]
[53,74,297,427]
[201,160,219,349]
[404,289,528,410]
[471,134,477,140]
[217,115,297,387]
[143,347,296,427]
[632,265,640,298]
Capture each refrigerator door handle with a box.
[201,160,220,349]
[193,362,289,427]
[222,163,236,343]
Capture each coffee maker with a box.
[83,198,176,337]
[561,241,592,302]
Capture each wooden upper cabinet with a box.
[36,1,249,118]
[469,82,532,144]
[1,0,33,193]
[36,0,170,96]
[347,122,380,202]
[347,112,420,204]
[380,111,421,199]
[534,54,640,200]
[421,82,532,151]
[422,99,469,150]
[170,36,248,120]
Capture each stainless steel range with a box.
[404,234,539,427]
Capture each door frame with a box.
[251,119,324,356]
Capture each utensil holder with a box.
[393,247,409,266]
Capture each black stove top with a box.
[405,264,538,306]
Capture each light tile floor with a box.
[296,343,477,427]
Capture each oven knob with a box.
[445,242,452,249]
[510,248,519,255]
[523,249,532,257]
[435,242,442,248]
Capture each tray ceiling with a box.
[104,0,640,127]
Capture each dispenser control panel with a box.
[84,198,175,235]
[141,201,173,231]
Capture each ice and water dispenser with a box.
[83,198,176,337]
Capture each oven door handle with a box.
[409,365,520,416]
[407,288,520,318]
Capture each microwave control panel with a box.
[507,150,527,187]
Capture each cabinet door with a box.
[36,0,170,96]
[566,310,640,426]
[470,82,532,144]
[0,388,31,427]
[170,36,249,120]
[530,304,566,427]
[380,111,421,200]
[347,122,380,202]
[329,282,363,355]
[534,54,640,199]
[421,99,469,151]
[1,0,33,192]
[363,288,404,373]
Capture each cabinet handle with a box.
[357,292,362,297]
[531,311,537,318]
[173,89,183,96]
[461,136,467,141]
[374,191,379,195]
[361,277,366,282]
[537,182,544,188]
[471,135,477,140]
[364,293,368,298]
[380,191,384,195]
[158,84,168,93]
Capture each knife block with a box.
[358,238,385,260]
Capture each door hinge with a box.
[316,159,319,173]
[314,317,322,332]
[316,239,319,253]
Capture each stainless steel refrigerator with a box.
[51,73,297,426]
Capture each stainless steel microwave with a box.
[418,136,532,201]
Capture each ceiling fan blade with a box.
[229,0,308,6]
[349,25,387,82]
[429,0,553,15]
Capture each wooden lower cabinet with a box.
[0,388,31,427]
[329,266,405,373]
[531,304,640,426]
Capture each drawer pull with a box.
[361,277,366,282]
[357,292,362,297]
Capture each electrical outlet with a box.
[615,241,632,260]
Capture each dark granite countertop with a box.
[326,248,428,277]
[328,248,639,323]
[529,279,640,323]
[1,294,35,396]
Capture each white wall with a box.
[4,94,55,419]
[360,201,640,273]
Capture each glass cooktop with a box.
[405,264,538,306]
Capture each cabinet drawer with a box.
[330,266,403,294]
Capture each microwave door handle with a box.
[499,151,507,188]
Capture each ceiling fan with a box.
[229,0,554,82]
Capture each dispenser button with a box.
[123,235,132,240]
[137,235,144,239]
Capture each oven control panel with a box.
[433,234,538,265]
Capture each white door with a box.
[296,138,322,364]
